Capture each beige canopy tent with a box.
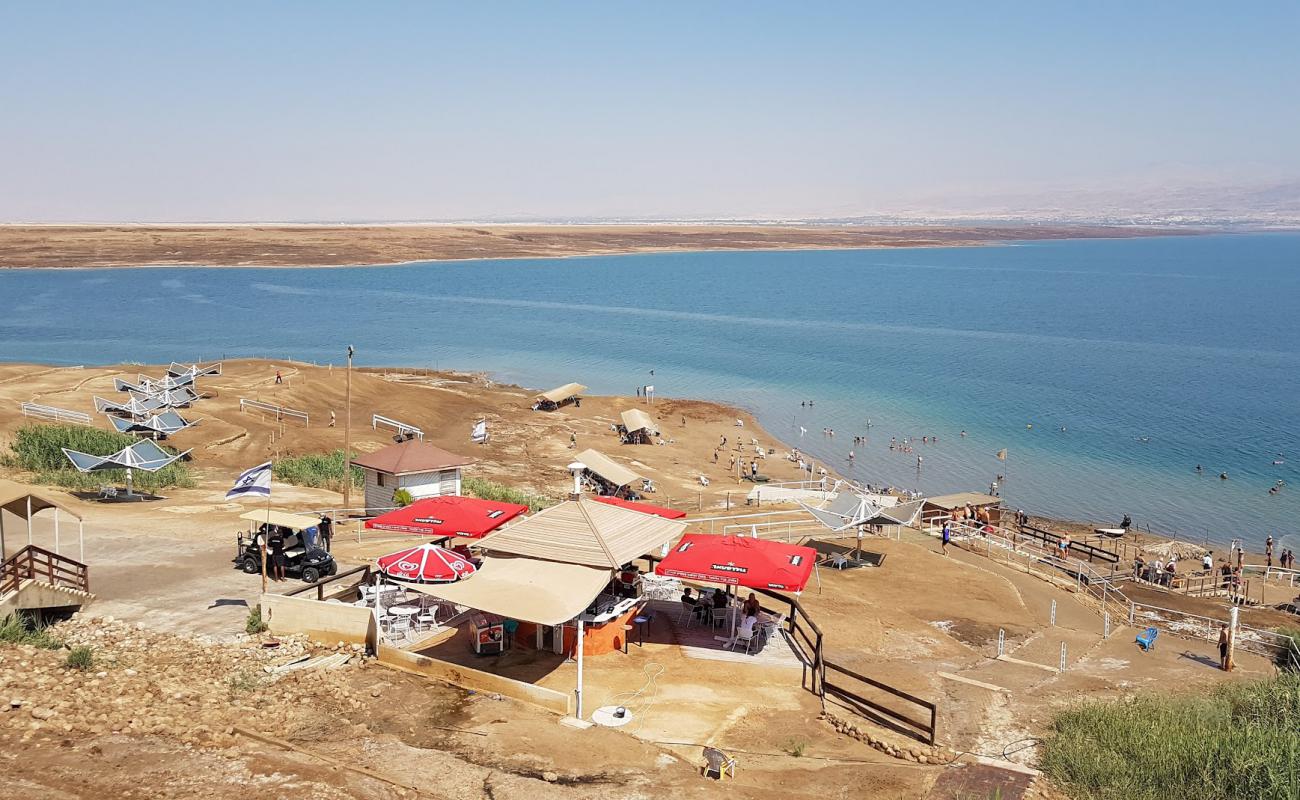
[619,408,658,442]
[407,555,611,626]
[573,448,644,491]
[238,509,321,530]
[534,383,587,410]
[0,479,84,562]
[477,497,687,568]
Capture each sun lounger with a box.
[1136,626,1158,652]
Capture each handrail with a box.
[282,564,372,601]
[20,402,92,426]
[2,544,90,595]
[239,398,309,426]
[1018,522,1120,564]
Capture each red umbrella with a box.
[376,543,477,583]
[591,496,687,519]
[654,534,816,592]
[364,496,528,538]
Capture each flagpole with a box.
[262,469,272,594]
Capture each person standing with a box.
[1218,623,1232,671]
[268,527,286,581]
[319,513,333,552]
[1266,536,1274,568]
[941,520,952,556]
[275,369,283,385]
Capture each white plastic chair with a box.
[729,631,755,654]
[389,616,412,640]
[710,607,727,629]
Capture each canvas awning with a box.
[574,448,643,489]
[0,479,81,521]
[477,498,686,568]
[538,383,587,404]
[924,492,1001,510]
[238,509,321,530]
[619,408,658,436]
[406,554,612,626]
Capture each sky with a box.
[1,2,1298,222]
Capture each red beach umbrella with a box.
[591,496,687,519]
[364,496,528,539]
[376,543,477,584]
[654,534,816,592]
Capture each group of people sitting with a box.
[680,586,767,646]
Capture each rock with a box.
[30,707,55,720]
[124,669,138,677]
[541,771,559,783]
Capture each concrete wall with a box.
[378,645,572,717]
[260,593,376,648]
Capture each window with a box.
[377,473,388,488]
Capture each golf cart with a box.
[234,509,337,583]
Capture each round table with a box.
[387,605,419,616]
[591,705,634,727]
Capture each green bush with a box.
[462,476,555,513]
[392,487,414,507]
[0,614,63,649]
[245,606,269,635]
[2,423,193,490]
[273,450,362,490]
[1040,674,1300,800]
[64,645,94,671]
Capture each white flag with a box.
[227,461,272,499]
[471,419,488,443]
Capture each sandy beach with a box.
[0,223,1195,269]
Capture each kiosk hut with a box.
[351,440,475,516]
[533,383,586,411]
[618,408,658,444]
[573,448,645,498]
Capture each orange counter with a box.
[515,602,645,657]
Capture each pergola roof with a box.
[620,408,658,435]
[0,479,81,521]
[924,492,1001,510]
[477,498,686,568]
[574,448,644,488]
[538,383,586,404]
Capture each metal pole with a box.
[1060,642,1067,671]
[1227,606,1239,672]
[343,345,354,510]
[54,508,59,556]
[575,619,585,719]
[27,497,33,546]
[1050,599,1056,625]
[79,519,84,563]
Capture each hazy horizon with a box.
[3,2,1298,223]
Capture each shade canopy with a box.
[238,509,321,530]
[591,496,686,519]
[62,439,189,473]
[620,408,658,436]
[802,492,923,531]
[573,448,644,489]
[167,361,222,378]
[924,492,1001,511]
[538,383,586,404]
[407,553,611,626]
[96,394,165,418]
[364,496,528,538]
[478,498,686,568]
[0,479,81,521]
[109,409,199,437]
[376,543,476,583]
[655,534,817,592]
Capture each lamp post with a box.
[567,461,586,501]
[343,345,354,511]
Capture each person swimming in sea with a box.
[1196,464,1203,473]
[1220,472,1229,480]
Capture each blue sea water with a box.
[1,233,1298,546]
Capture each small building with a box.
[533,382,587,411]
[351,439,475,515]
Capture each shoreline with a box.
[0,222,1205,269]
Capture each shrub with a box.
[245,606,269,635]
[392,487,414,507]
[2,423,193,490]
[462,476,555,513]
[64,645,94,671]
[0,614,63,649]
[1040,673,1300,800]
[273,450,363,490]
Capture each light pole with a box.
[343,345,354,510]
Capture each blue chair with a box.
[1136,627,1158,652]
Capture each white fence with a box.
[239,398,309,426]
[20,402,92,426]
[371,414,423,440]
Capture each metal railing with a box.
[239,398,309,426]
[1127,600,1300,669]
[20,402,92,426]
[283,564,372,602]
[371,414,423,440]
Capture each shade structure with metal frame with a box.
[109,409,200,439]
[655,534,817,593]
[96,394,166,419]
[61,439,190,497]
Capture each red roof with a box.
[591,496,687,519]
[377,543,476,583]
[364,496,528,539]
[654,534,816,592]
[351,439,474,476]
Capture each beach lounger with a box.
[1136,626,1158,652]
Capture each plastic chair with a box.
[730,631,755,654]
[702,747,737,780]
[1136,626,1158,652]
[677,601,697,627]
[710,607,728,629]
[389,616,412,641]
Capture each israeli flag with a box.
[227,461,272,500]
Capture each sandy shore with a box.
[0,223,1195,268]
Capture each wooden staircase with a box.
[0,545,94,618]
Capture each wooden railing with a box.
[282,564,371,601]
[1018,522,1120,564]
[821,661,938,745]
[1,545,90,596]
